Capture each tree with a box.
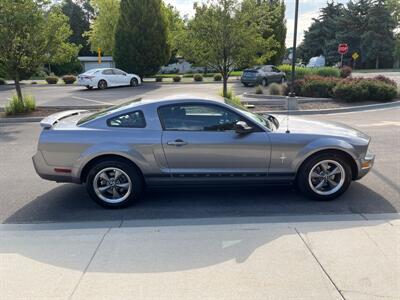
[239,0,283,65]
[163,4,185,64]
[394,33,400,68]
[362,0,396,68]
[85,0,120,55]
[180,0,259,97]
[0,0,78,102]
[114,0,170,77]
[61,0,92,55]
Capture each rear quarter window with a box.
[107,111,146,128]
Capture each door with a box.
[272,66,283,82]
[101,69,116,86]
[113,69,129,86]
[158,103,271,179]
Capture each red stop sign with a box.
[338,43,349,55]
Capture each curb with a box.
[242,93,331,102]
[258,100,400,115]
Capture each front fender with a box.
[292,137,360,172]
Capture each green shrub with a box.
[269,83,284,95]
[5,94,36,115]
[255,85,263,94]
[173,75,181,82]
[316,67,340,78]
[31,81,38,84]
[340,66,352,78]
[0,78,5,85]
[214,74,222,81]
[193,74,203,82]
[155,76,163,82]
[219,87,242,107]
[300,76,340,98]
[333,78,397,102]
[373,75,397,87]
[62,75,76,84]
[45,76,58,84]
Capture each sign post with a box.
[338,43,349,67]
[98,47,102,64]
[352,52,359,69]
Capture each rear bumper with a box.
[241,77,260,85]
[32,151,80,183]
[77,79,96,87]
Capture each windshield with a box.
[227,101,276,130]
[77,98,142,125]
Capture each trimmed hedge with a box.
[155,76,163,82]
[278,64,340,80]
[193,74,203,82]
[45,76,59,84]
[62,75,76,84]
[173,75,181,82]
[214,74,222,81]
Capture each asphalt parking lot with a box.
[0,82,249,107]
[0,107,399,223]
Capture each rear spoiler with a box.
[40,110,88,129]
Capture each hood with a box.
[273,115,370,143]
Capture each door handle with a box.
[167,139,188,146]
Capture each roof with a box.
[78,56,114,62]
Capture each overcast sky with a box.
[164,0,350,47]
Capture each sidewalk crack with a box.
[68,227,112,300]
[295,228,346,300]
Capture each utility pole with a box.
[289,0,299,97]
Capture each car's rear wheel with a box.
[262,78,268,86]
[297,153,352,201]
[86,159,143,208]
[130,78,138,87]
[98,80,107,90]
[86,85,93,90]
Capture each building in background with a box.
[78,56,115,72]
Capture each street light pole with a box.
[289,0,299,97]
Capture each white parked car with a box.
[77,68,141,90]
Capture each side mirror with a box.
[234,121,253,134]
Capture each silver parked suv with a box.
[241,65,286,87]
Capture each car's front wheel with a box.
[262,78,268,86]
[297,153,352,201]
[86,159,143,208]
[130,78,138,87]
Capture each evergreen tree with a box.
[361,0,396,68]
[114,0,170,77]
[61,0,93,56]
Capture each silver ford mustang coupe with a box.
[33,96,375,208]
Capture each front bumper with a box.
[356,151,375,180]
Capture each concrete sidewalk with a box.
[0,214,399,300]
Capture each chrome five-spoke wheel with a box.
[86,159,144,208]
[93,167,132,204]
[308,160,345,196]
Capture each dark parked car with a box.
[241,65,286,87]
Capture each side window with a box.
[263,66,272,72]
[102,69,114,75]
[107,111,146,128]
[113,69,125,75]
[158,104,243,131]
[272,67,280,73]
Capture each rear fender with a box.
[73,142,147,179]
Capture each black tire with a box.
[243,83,249,87]
[281,76,286,84]
[262,78,268,87]
[86,86,93,90]
[98,80,107,90]
[130,78,138,87]
[86,159,144,208]
[296,152,352,201]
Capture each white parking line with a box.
[71,96,111,105]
